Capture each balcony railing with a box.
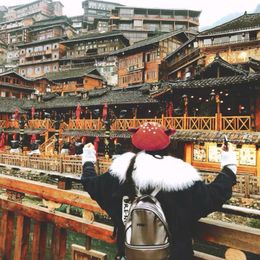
[0,153,258,198]
[201,37,260,48]
[0,120,6,128]
[66,115,252,132]
[2,115,252,132]
[0,174,259,259]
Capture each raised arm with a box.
[191,145,237,220]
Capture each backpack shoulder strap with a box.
[151,186,161,197]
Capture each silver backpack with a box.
[124,188,171,260]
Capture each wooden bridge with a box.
[0,174,259,260]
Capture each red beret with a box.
[129,122,176,151]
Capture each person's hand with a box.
[220,143,237,174]
[82,143,96,165]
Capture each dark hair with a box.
[124,154,137,201]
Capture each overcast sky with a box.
[3,0,260,29]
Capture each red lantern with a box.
[102,103,108,121]
[0,133,5,148]
[30,134,36,144]
[94,136,100,153]
[76,103,81,120]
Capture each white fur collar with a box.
[109,152,201,192]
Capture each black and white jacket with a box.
[81,151,236,260]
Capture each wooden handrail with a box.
[0,154,258,198]
[2,115,252,131]
[0,174,105,215]
[0,175,259,259]
[65,115,252,131]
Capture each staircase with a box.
[39,135,56,155]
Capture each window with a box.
[134,20,143,27]
[203,38,212,46]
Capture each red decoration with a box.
[12,133,17,140]
[76,103,81,120]
[82,136,87,145]
[167,101,173,117]
[0,133,5,148]
[30,134,37,144]
[102,103,108,121]
[94,136,100,153]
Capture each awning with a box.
[62,130,131,139]
[3,128,46,135]
[171,130,260,145]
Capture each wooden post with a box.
[244,175,250,198]
[51,226,67,260]
[161,114,164,127]
[256,146,260,186]
[184,143,193,164]
[0,210,15,260]
[85,236,92,250]
[183,114,187,129]
[32,222,47,260]
[216,94,221,130]
[14,215,31,260]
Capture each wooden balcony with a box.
[0,174,259,259]
[66,115,252,132]
[4,119,53,130]
[1,115,252,133]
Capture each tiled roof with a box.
[248,57,260,72]
[61,31,129,44]
[172,130,260,145]
[168,74,260,90]
[0,82,35,91]
[151,74,260,98]
[62,130,131,138]
[62,129,260,144]
[0,97,32,113]
[28,88,157,110]
[196,54,248,78]
[0,70,35,82]
[30,16,72,28]
[44,68,103,81]
[200,12,260,36]
[17,37,65,47]
[111,30,188,55]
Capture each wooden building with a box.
[151,57,260,176]
[2,0,63,22]
[82,0,123,30]
[112,30,192,88]
[18,37,66,78]
[0,39,6,67]
[0,70,49,100]
[17,16,76,78]
[45,68,105,95]
[110,6,200,44]
[59,31,129,85]
[164,12,260,80]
